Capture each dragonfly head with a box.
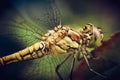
[81,23,103,47]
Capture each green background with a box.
[0,0,120,80]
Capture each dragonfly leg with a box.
[55,54,72,80]
[77,46,83,61]
[69,55,75,80]
[82,48,106,78]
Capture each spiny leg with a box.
[82,48,106,78]
[69,55,75,80]
[77,46,83,61]
[55,54,72,80]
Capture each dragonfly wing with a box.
[19,53,73,80]
[0,0,61,47]
[0,0,69,80]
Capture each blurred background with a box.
[58,0,120,39]
[0,0,120,80]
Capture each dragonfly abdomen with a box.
[0,41,46,66]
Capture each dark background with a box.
[0,0,120,80]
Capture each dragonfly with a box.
[0,0,105,80]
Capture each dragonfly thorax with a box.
[41,24,103,54]
[41,25,81,54]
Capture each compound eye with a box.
[83,26,87,30]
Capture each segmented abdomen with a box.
[0,25,83,66]
[0,41,46,66]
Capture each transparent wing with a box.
[0,0,61,47]
[19,53,73,80]
[0,0,71,80]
